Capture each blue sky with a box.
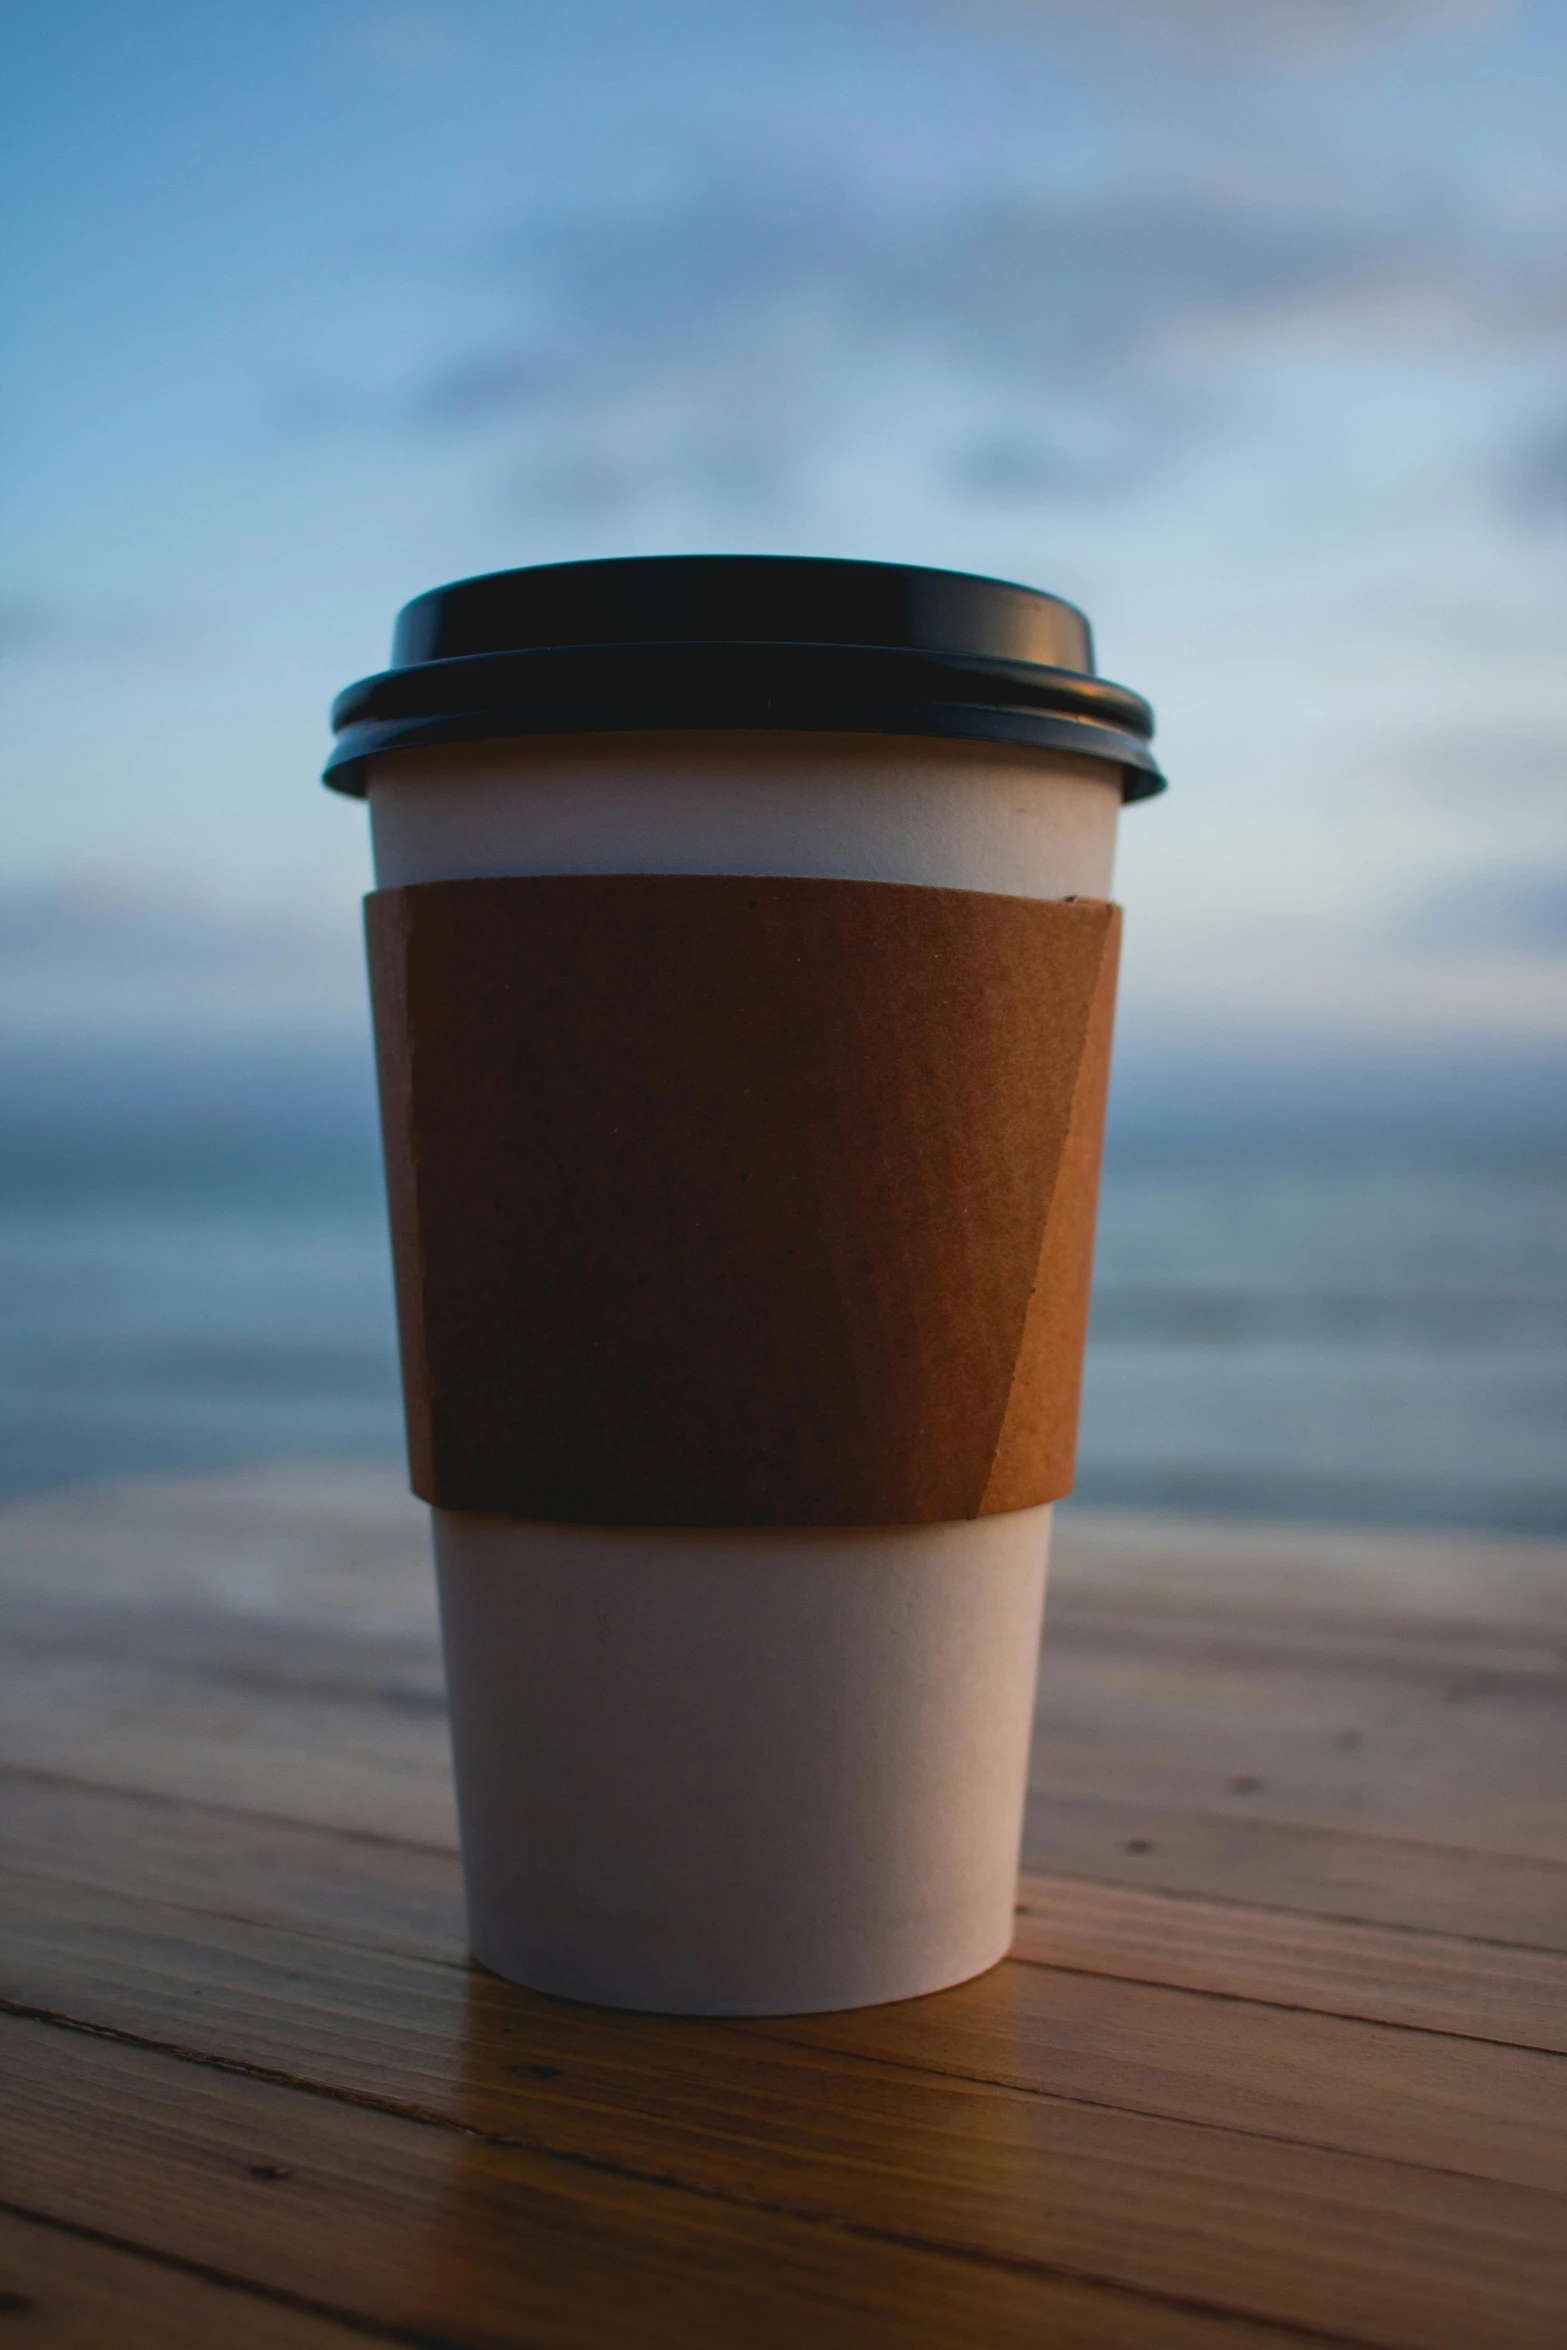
[4,0,1565,1063]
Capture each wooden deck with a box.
[1,1460,1563,2347]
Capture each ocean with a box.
[2,1041,1562,1534]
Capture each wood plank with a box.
[2,1866,1565,2334]
[0,1768,463,1962]
[748,1958,1567,2193]
[0,1616,456,1848]
[9,1850,1565,2199]
[7,1464,1564,2350]
[0,2017,1335,2350]
[11,1769,1566,2054]
[1049,1509,1567,1636]
[1040,1508,1567,1876]
[1012,1873,1567,2052]
[1024,1791,1567,1949]
[0,1466,444,1852]
[9,1622,1562,1955]
[8,1613,1564,1950]
[4,1469,1564,2347]
[1030,1603,1567,1865]
[9,1471,1567,1876]
[0,2207,377,2349]
[0,1460,436,1633]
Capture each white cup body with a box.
[433,1510,1051,2013]
[367,729,1121,2013]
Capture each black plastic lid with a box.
[324,554,1163,799]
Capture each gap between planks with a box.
[4,1762,1566,2055]
[7,1756,1567,1966]
[0,2204,427,2350]
[5,1761,1567,2062]
[3,1857,1565,2205]
[6,1999,1565,2350]
[1,2015,1394,2350]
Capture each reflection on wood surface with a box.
[1,1462,1563,2346]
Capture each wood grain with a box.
[0,1769,463,1960]
[4,1863,1566,2341]
[0,1601,457,1846]
[1023,1792,1567,1950]
[3,1463,1564,2348]
[9,1770,1565,2052]
[1,2018,1332,2350]
[0,2209,376,2350]
[1028,1603,1567,1867]
[1012,1872,1567,2050]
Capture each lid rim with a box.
[331,641,1154,736]
[324,703,1165,802]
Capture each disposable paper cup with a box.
[328,558,1163,2014]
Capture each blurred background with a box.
[2,0,1563,1533]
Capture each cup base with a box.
[464,1923,1017,2018]
[434,1507,1050,2020]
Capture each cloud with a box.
[1404,864,1567,953]
[1388,728,1567,805]
[336,4,465,79]
[344,155,1564,529]
[951,0,1510,68]
[1498,411,1567,522]
[948,431,1152,501]
[0,597,203,664]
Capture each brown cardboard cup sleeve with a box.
[366,875,1122,1527]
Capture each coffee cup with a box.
[326,555,1162,2014]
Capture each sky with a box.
[3,0,1566,1071]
